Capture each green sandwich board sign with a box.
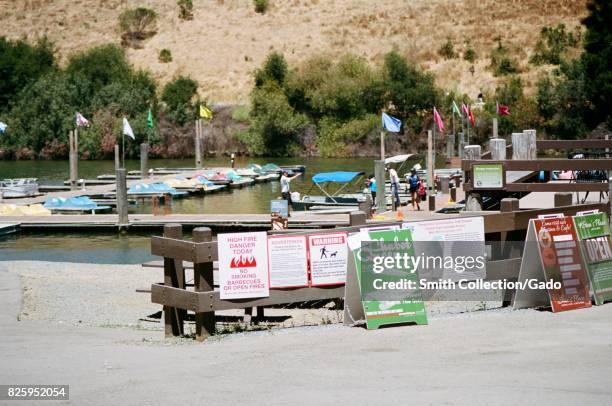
[573,212,612,305]
[359,229,428,329]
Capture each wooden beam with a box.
[536,140,612,149]
[465,182,609,193]
[462,159,612,171]
[151,236,218,262]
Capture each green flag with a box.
[451,100,461,116]
[147,108,154,129]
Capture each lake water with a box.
[1,156,423,263]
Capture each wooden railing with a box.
[150,202,609,341]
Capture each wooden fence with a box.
[150,201,609,341]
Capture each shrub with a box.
[66,44,131,96]
[316,114,378,157]
[247,85,307,156]
[177,0,194,20]
[254,51,287,87]
[489,38,519,76]
[438,37,456,59]
[254,0,269,14]
[119,7,157,48]
[463,41,476,63]
[231,105,250,123]
[158,49,172,63]
[530,24,579,66]
[0,36,56,113]
[161,76,198,125]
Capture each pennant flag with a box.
[75,112,90,128]
[147,109,154,128]
[199,104,213,120]
[123,117,135,140]
[433,107,445,132]
[496,102,510,116]
[461,103,469,117]
[451,100,461,117]
[382,112,401,133]
[0,122,7,133]
[467,105,476,126]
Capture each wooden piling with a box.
[458,132,465,159]
[492,117,498,139]
[349,211,367,226]
[464,145,483,211]
[427,130,434,196]
[114,145,120,170]
[446,134,455,158]
[115,168,129,227]
[374,160,386,213]
[490,138,506,160]
[512,130,537,160]
[140,143,149,179]
[379,131,385,160]
[193,227,215,341]
[195,119,203,170]
[69,130,78,190]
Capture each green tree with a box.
[582,0,612,128]
[0,37,55,112]
[255,51,288,87]
[161,76,198,125]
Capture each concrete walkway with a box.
[1,265,612,405]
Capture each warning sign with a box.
[218,231,270,299]
[308,232,348,286]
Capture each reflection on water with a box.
[0,231,154,264]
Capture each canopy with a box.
[312,172,364,184]
[384,154,416,164]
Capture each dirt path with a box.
[1,261,612,405]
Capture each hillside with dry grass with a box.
[1,0,587,103]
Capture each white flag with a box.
[122,117,135,140]
[0,122,7,133]
[75,112,90,127]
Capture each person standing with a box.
[388,166,400,211]
[280,171,301,213]
[408,168,421,211]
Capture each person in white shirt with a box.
[280,171,301,212]
[387,167,400,211]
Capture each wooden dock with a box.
[0,213,352,230]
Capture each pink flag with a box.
[433,107,445,132]
[461,103,469,117]
[76,112,90,127]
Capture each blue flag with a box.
[0,122,6,133]
[382,113,401,133]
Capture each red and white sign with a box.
[218,232,269,299]
[308,232,348,286]
[267,235,309,288]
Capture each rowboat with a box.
[0,178,39,198]
[292,171,367,211]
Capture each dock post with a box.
[490,138,506,160]
[458,132,465,158]
[114,144,120,170]
[195,119,203,169]
[193,227,215,341]
[427,130,434,197]
[349,211,367,227]
[512,130,537,160]
[69,130,78,190]
[492,118,498,139]
[116,168,129,227]
[140,143,149,179]
[446,134,455,159]
[374,160,386,213]
[554,192,573,207]
[464,145,483,211]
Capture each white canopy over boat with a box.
[384,154,416,164]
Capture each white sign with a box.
[267,235,309,288]
[308,232,348,286]
[218,232,269,299]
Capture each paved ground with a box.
[1,264,612,405]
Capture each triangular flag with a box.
[0,122,7,133]
[496,102,510,116]
[381,112,401,133]
[123,117,135,140]
[433,107,445,132]
[199,105,213,120]
[75,112,90,127]
[147,109,154,128]
[451,101,461,116]
[461,103,469,117]
[467,106,475,126]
